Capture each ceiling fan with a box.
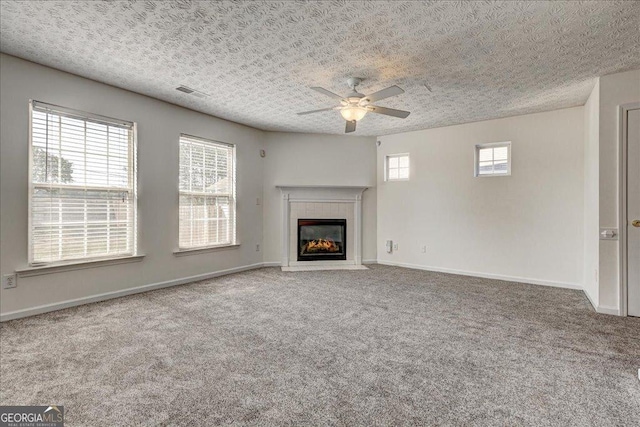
[297,77,410,133]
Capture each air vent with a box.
[176,85,195,94]
[176,85,209,98]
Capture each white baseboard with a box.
[582,289,619,315]
[0,262,266,322]
[595,305,620,316]
[583,288,598,311]
[362,259,377,265]
[262,262,282,267]
[376,260,583,290]
[1,260,595,322]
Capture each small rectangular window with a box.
[29,100,137,265]
[475,142,511,177]
[386,153,409,181]
[178,134,236,249]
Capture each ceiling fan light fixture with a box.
[340,106,367,121]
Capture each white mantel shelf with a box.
[276,185,369,189]
[276,185,369,198]
[277,185,369,270]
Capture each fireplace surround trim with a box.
[276,185,368,268]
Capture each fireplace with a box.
[297,219,347,261]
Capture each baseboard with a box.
[362,259,377,265]
[376,260,583,290]
[582,290,619,315]
[0,262,266,322]
[262,262,282,267]
[595,305,620,316]
[583,288,598,311]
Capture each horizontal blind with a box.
[179,135,236,249]
[30,101,136,264]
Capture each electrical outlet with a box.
[393,243,399,251]
[256,243,260,252]
[2,273,17,289]
[421,245,427,253]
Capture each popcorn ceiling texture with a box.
[0,1,639,136]
[1,266,639,425]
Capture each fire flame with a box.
[302,238,340,253]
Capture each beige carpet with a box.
[1,265,639,426]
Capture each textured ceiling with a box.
[1,1,639,136]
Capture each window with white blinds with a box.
[475,142,511,177]
[178,135,236,249]
[29,101,137,265]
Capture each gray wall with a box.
[0,54,265,316]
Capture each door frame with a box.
[618,102,640,317]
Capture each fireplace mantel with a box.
[276,185,368,200]
[277,185,368,270]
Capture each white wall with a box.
[261,132,377,264]
[0,54,265,317]
[377,107,585,288]
[597,69,640,312]
[584,80,600,307]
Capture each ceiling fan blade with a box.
[368,105,411,119]
[363,85,404,103]
[345,120,356,133]
[297,107,337,115]
[310,87,344,101]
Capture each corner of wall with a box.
[583,78,600,309]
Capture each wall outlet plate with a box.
[2,273,17,289]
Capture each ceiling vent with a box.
[176,85,209,98]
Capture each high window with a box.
[29,101,137,265]
[386,153,410,181]
[475,142,511,177]
[178,135,236,249]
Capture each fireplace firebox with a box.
[297,219,347,261]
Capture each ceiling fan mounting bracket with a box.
[347,77,363,90]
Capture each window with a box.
[29,101,136,265]
[475,142,511,177]
[178,135,236,249]
[386,153,410,181]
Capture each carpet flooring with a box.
[1,265,639,426]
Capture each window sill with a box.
[173,244,241,257]
[16,255,145,278]
[474,173,512,178]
